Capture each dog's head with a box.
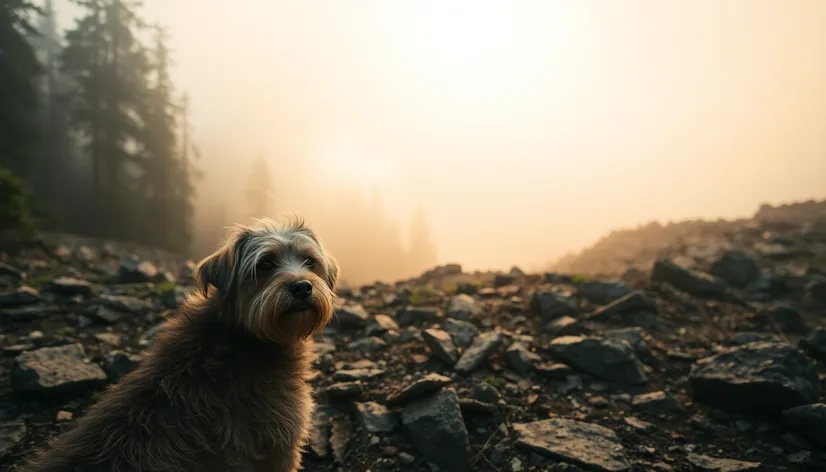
[193,217,339,343]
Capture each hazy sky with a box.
[52,0,826,271]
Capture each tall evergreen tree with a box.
[0,0,42,176]
[244,154,274,219]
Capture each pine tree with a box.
[61,0,150,237]
[0,0,42,176]
[244,154,274,219]
[409,206,438,273]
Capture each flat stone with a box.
[689,342,820,412]
[530,286,578,320]
[347,336,387,353]
[710,250,760,288]
[371,314,399,333]
[446,294,482,320]
[504,342,541,376]
[471,382,502,404]
[512,417,631,472]
[333,303,370,329]
[455,330,505,375]
[686,453,761,471]
[402,388,470,472]
[631,391,683,413]
[330,414,353,464]
[443,318,479,348]
[118,260,159,283]
[87,294,153,314]
[0,286,41,308]
[536,362,574,380]
[604,327,649,353]
[459,398,497,415]
[783,403,826,447]
[13,344,108,395]
[43,277,96,297]
[355,402,397,433]
[321,381,363,398]
[757,305,806,334]
[587,292,651,321]
[422,328,459,365]
[651,259,726,297]
[397,306,441,326]
[623,416,655,434]
[543,316,579,335]
[548,336,647,385]
[2,305,62,321]
[387,373,453,406]
[334,368,386,381]
[309,405,335,458]
[579,280,633,305]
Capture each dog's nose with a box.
[288,280,313,299]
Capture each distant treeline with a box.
[1,0,197,253]
[2,1,440,285]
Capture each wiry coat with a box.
[17,295,315,472]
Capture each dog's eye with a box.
[257,258,276,271]
[304,259,316,269]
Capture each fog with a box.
[52,0,826,282]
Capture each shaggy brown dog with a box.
[17,218,339,472]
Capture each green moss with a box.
[26,275,50,288]
[57,326,77,337]
[0,166,36,236]
[571,274,591,285]
[484,375,499,387]
[154,281,177,296]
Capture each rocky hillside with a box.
[550,199,826,278]
[1,212,826,471]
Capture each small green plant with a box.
[571,274,591,285]
[57,326,77,337]
[154,281,177,296]
[0,166,36,236]
[484,375,499,387]
[26,275,50,288]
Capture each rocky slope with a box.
[550,199,826,278]
[1,212,825,471]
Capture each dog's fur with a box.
[17,218,339,472]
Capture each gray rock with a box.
[334,368,386,381]
[334,303,370,329]
[604,327,649,353]
[159,286,192,309]
[471,382,502,404]
[347,336,387,353]
[446,294,481,320]
[800,327,826,362]
[0,419,26,459]
[370,314,399,334]
[623,416,655,434]
[690,342,820,411]
[85,304,129,324]
[397,306,441,326]
[12,344,108,394]
[686,453,761,471]
[459,398,497,416]
[631,391,683,413]
[731,332,780,345]
[512,417,630,472]
[314,342,336,357]
[118,260,159,283]
[587,292,651,321]
[443,318,479,349]
[709,250,760,288]
[455,330,505,375]
[355,402,397,433]
[387,373,453,406]
[504,342,541,376]
[0,286,41,308]
[400,326,422,343]
[530,287,578,320]
[548,336,647,385]
[494,273,517,287]
[757,304,806,334]
[808,278,826,304]
[422,329,459,365]
[87,294,153,314]
[543,316,579,336]
[651,259,726,297]
[104,350,143,382]
[402,388,470,472]
[579,280,633,305]
[536,362,574,380]
[43,277,96,297]
[2,304,62,322]
[321,381,363,398]
[783,403,826,446]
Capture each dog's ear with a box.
[324,254,340,291]
[194,230,250,298]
